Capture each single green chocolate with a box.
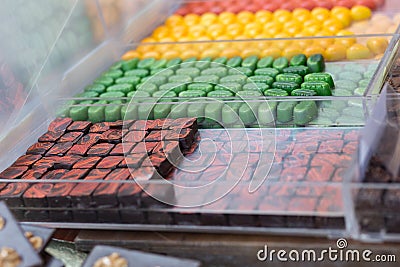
[154,104,172,119]
[136,83,158,94]
[248,75,274,86]
[214,83,241,93]
[169,75,192,83]
[242,55,259,69]
[304,73,334,88]
[293,101,318,125]
[88,100,107,123]
[85,84,106,94]
[150,59,168,70]
[194,75,220,84]
[222,102,241,125]
[258,102,277,125]
[115,76,141,87]
[273,57,289,72]
[277,101,297,123]
[220,74,247,85]
[106,83,133,94]
[159,83,187,94]
[176,67,201,78]
[125,69,149,78]
[137,58,157,69]
[276,73,303,85]
[188,83,214,93]
[179,90,207,98]
[264,89,289,97]
[103,69,123,79]
[202,67,228,77]
[257,56,274,68]
[94,76,114,87]
[207,90,234,98]
[307,54,325,73]
[243,83,269,91]
[141,75,167,86]
[226,56,243,68]
[290,54,307,66]
[121,58,139,71]
[254,68,280,78]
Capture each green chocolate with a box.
[220,74,247,85]
[85,84,106,94]
[222,102,241,125]
[94,76,114,87]
[205,102,224,124]
[115,76,141,87]
[272,57,289,72]
[188,83,214,93]
[291,89,317,96]
[169,75,192,83]
[290,54,307,66]
[214,83,241,93]
[264,89,289,97]
[248,75,274,85]
[243,83,269,91]
[202,67,228,77]
[334,80,358,91]
[106,83,133,95]
[338,71,363,83]
[301,81,331,96]
[277,101,297,123]
[276,73,303,85]
[254,68,280,78]
[207,90,234,98]
[141,75,167,86]
[293,101,318,125]
[230,67,253,76]
[88,100,107,123]
[150,59,168,70]
[137,58,157,69]
[159,83,186,94]
[169,103,189,119]
[282,66,310,76]
[103,69,123,79]
[257,56,274,68]
[227,56,243,68]
[242,55,259,69]
[125,69,149,78]
[176,67,201,78]
[121,58,139,71]
[304,73,334,88]
[69,100,93,121]
[194,75,220,84]
[179,90,207,98]
[151,68,175,76]
[258,102,277,125]
[136,83,158,94]
[153,104,172,119]
[307,54,325,73]
[272,81,300,94]
[166,58,183,69]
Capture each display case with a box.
[0,0,399,240]
[345,85,400,242]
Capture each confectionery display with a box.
[175,0,385,15]
[2,0,400,249]
[123,6,392,60]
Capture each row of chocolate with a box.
[0,117,198,211]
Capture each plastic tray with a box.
[345,85,400,242]
[1,126,360,239]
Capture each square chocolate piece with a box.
[100,129,122,144]
[48,117,73,132]
[26,142,54,155]
[67,121,92,132]
[96,156,124,169]
[87,143,115,157]
[59,132,83,143]
[14,154,42,167]
[73,157,102,169]
[45,142,73,156]
[38,131,64,143]
[77,133,102,145]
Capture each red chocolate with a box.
[45,142,73,156]
[14,154,42,167]
[100,129,122,143]
[86,143,115,157]
[38,131,64,142]
[77,133,102,145]
[96,156,124,169]
[0,165,28,180]
[67,144,93,156]
[59,132,84,143]
[48,117,73,132]
[123,130,147,143]
[73,156,102,169]
[67,121,92,132]
[26,142,54,155]
[109,143,137,156]
[89,122,111,133]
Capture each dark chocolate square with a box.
[26,142,54,155]
[96,156,124,169]
[123,130,147,143]
[48,117,73,132]
[45,142,73,156]
[73,157,102,169]
[67,121,92,132]
[67,144,93,156]
[100,129,122,143]
[77,133,102,145]
[59,132,84,143]
[38,131,64,143]
[0,165,28,180]
[109,143,136,156]
[14,154,42,167]
[89,122,111,133]
[87,143,115,157]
